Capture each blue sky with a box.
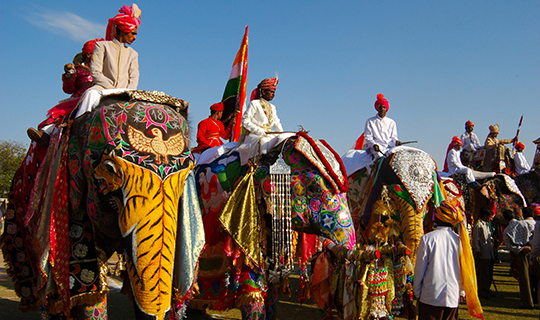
[1,1,539,167]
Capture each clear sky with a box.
[1,1,539,167]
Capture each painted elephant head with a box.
[2,90,199,320]
[191,132,355,316]
[68,91,197,319]
[347,147,438,263]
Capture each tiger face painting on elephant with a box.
[190,131,355,320]
[1,91,205,320]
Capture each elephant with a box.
[515,167,540,207]
[189,131,355,320]
[1,90,204,320]
[342,146,442,319]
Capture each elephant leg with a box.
[240,300,266,320]
[264,284,279,320]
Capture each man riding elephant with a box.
[236,77,293,165]
[460,120,482,166]
[483,123,517,172]
[364,93,402,158]
[443,136,495,189]
[76,3,141,117]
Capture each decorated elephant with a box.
[189,131,355,320]
[1,90,204,320]
[346,147,439,263]
[515,167,540,206]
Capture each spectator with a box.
[413,200,483,319]
[503,207,536,308]
[472,207,496,299]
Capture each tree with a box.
[0,140,28,197]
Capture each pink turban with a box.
[374,93,389,111]
[210,102,224,111]
[106,4,142,41]
[82,38,105,54]
[250,77,279,101]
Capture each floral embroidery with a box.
[80,269,95,283]
[69,225,84,239]
[73,243,89,258]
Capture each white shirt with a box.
[446,148,467,175]
[515,152,531,175]
[364,114,398,155]
[241,99,283,136]
[413,227,461,308]
[461,131,482,152]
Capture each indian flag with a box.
[221,26,248,142]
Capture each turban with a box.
[106,4,142,41]
[434,199,484,318]
[489,124,500,134]
[374,93,389,111]
[210,102,224,111]
[443,136,462,172]
[250,77,279,101]
[82,38,105,54]
[465,120,474,127]
[516,142,525,150]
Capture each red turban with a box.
[465,120,474,127]
[82,38,105,54]
[210,102,224,111]
[374,93,389,111]
[443,136,462,172]
[516,142,525,150]
[250,77,279,101]
[106,4,142,41]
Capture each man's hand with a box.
[396,140,402,146]
[373,144,380,152]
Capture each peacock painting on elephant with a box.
[189,131,355,320]
[1,90,205,320]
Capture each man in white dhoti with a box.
[364,93,401,158]
[237,77,293,164]
[443,136,495,188]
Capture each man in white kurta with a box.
[414,225,461,319]
[364,93,400,158]
[444,136,494,187]
[76,4,141,118]
[515,142,531,175]
[237,78,293,165]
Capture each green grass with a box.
[456,250,538,320]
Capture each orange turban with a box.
[465,120,474,127]
[82,38,105,54]
[106,4,142,41]
[516,142,525,150]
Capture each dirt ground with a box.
[0,250,322,320]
